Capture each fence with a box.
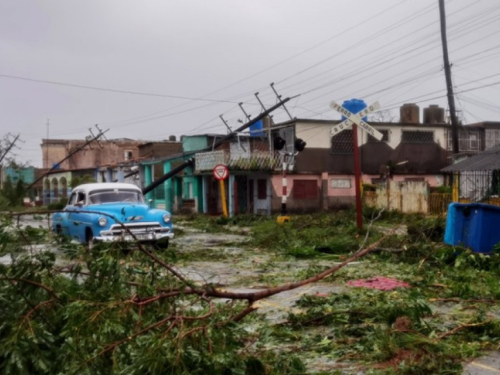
[364,182,452,215]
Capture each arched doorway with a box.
[51,177,59,200]
[60,177,68,198]
[44,179,50,205]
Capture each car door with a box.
[58,192,78,235]
[67,190,88,242]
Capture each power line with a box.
[0,73,249,104]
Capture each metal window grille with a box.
[486,130,500,149]
[331,129,353,154]
[447,129,481,151]
[402,130,434,143]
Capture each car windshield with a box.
[88,189,145,204]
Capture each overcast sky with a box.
[1,0,499,167]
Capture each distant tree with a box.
[0,176,25,207]
[369,109,398,123]
[70,174,96,188]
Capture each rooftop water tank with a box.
[423,105,445,124]
[400,103,420,123]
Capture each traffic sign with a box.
[330,101,383,140]
[213,164,229,181]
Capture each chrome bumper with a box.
[95,222,174,242]
[94,232,174,242]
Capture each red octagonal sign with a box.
[213,164,229,181]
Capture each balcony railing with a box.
[194,150,281,172]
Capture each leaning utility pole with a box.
[142,97,291,195]
[439,0,460,155]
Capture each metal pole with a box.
[281,154,288,215]
[352,125,363,230]
[439,0,460,155]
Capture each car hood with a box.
[86,203,165,223]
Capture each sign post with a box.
[213,164,229,218]
[330,101,382,230]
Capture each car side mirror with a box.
[75,201,84,207]
[148,199,153,208]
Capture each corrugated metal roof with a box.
[442,145,500,172]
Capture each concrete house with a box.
[40,138,146,169]
[270,104,453,212]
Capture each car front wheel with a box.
[154,239,169,250]
[85,228,94,250]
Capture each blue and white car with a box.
[52,183,174,248]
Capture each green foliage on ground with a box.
[0,217,304,375]
[2,210,500,374]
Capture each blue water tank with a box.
[341,99,368,121]
[249,119,265,137]
[444,203,500,253]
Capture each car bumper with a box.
[94,232,174,243]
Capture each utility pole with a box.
[439,0,460,155]
[143,97,291,195]
[45,119,49,168]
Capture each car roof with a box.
[73,183,142,193]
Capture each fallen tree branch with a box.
[0,277,59,300]
[429,298,496,304]
[437,321,490,340]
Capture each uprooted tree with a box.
[0,211,391,375]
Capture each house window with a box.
[401,130,434,143]
[257,179,267,200]
[486,129,500,149]
[124,150,133,161]
[331,179,351,188]
[367,130,389,142]
[447,129,481,151]
[331,130,353,154]
[293,180,318,199]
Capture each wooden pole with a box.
[352,124,363,230]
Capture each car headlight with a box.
[163,214,172,223]
[98,217,108,227]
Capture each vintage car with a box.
[52,183,174,248]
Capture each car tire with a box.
[154,239,169,250]
[85,228,94,250]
